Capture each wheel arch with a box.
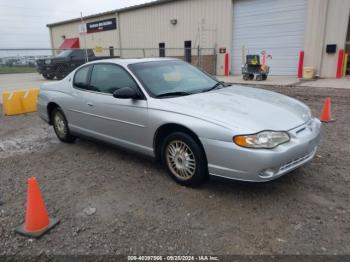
[47,102,61,125]
[153,123,208,164]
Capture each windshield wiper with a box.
[155,91,192,98]
[202,82,225,93]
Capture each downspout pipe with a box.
[117,12,123,58]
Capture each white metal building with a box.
[47,0,350,78]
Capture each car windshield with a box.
[56,50,72,58]
[128,60,218,97]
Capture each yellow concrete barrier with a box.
[2,90,26,116]
[2,88,39,116]
[22,88,40,113]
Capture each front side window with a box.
[90,64,138,94]
[128,60,217,97]
[71,50,85,58]
[73,65,91,89]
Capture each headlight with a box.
[45,59,51,65]
[233,131,290,149]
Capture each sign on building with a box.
[86,18,117,33]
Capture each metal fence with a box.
[0,47,217,80]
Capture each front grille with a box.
[279,148,316,172]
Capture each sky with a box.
[0,0,156,49]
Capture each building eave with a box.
[46,0,177,28]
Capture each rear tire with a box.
[161,132,208,187]
[52,108,76,143]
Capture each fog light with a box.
[259,168,277,179]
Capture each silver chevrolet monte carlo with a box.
[38,58,321,187]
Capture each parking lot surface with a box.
[0,73,46,92]
[0,84,350,255]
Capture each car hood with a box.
[154,85,311,133]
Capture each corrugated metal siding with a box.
[231,0,307,75]
[119,0,232,52]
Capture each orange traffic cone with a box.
[320,97,334,123]
[15,177,59,238]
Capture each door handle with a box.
[87,102,94,107]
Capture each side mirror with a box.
[113,87,141,99]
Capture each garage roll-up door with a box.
[232,0,307,75]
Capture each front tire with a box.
[42,74,54,80]
[52,108,76,143]
[161,132,208,187]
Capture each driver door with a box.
[81,63,149,153]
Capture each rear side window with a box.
[87,49,95,57]
[73,66,90,89]
[90,64,138,94]
[71,50,84,58]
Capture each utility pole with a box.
[80,12,88,63]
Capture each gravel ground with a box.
[0,85,349,256]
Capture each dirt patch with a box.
[0,85,349,256]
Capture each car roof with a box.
[86,57,179,66]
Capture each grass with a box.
[0,66,37,74]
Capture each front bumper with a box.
[36,65,55,75]
[201,118,321,182]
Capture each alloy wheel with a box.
[54,112,66,138]
[166,140,196,180]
